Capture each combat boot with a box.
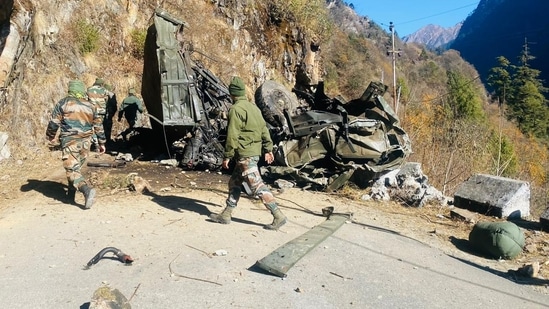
[66,187,76,204]
[209,207,234,224]
[264,208,287,230]
[79,185,96,209]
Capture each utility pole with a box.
[387,22,401,113]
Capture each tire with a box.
[254,80,300,130]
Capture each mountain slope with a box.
[451,0,549,86]
[403,23,462,50]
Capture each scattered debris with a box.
[85,247,134,269]
[329,271,353,280]
[509,262,541,279]
[116,153,134,162]
[87,161,127,168]
[159,159,178,167]
[185,244,212,258]
[450,208,478,224]
[89,285,131,309]
[168,253,222,286]
[127,173,153,193]
[255,212,350,278]
[274,179,295,190]
[213,249,228,256]
[362,162,449,207]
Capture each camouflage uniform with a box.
[46,80,106,209]
[210,76,287,230]
[87,78,109,145]
[117,88,144,140]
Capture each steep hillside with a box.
[451,0,549,86]
[403,23,462,50]
[0,0,547,214]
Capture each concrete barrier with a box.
[454,174,530,219]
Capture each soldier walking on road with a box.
[118,87,144,141]
[46,80,105,209]
[209,76,287,230]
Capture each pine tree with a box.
[507,41,549,139]
[445,70,485,121]
[487,56,511,106]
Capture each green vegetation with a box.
[272,0,333,39]
[445,70,485,122]
[74,20,100,54]
[130,29,147,59]
[487,129,517,177]
[488,48,549,140]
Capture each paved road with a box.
[0,182,548,308]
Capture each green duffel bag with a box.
[468,221,525,259]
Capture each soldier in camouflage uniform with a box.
[117,87,144,141]
[87,78,109,146]
[209,76,287,230]
[46,80,106,209]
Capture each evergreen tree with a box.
[507,42,549,139]
[487,56,511,106]
[445,70,485,121]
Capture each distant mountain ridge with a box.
[402,23,462,50]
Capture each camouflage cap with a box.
[228,76,246,97]
[104,83,115,91]
[94,78,105,86]
[68,80,86,96]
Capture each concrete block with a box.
[453,174,530,219]
[450,208,478,223]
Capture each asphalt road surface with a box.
[1,171,548,308]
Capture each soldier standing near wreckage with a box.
[46,80,105,209]
[118,87,144,141]
[87,78,109,150]
[209,76,287,230]
[103,83,118,143]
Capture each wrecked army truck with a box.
[142,9,232,170]
[142,9,412,190]
[256,79,412,190]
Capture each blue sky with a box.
[352,1,480,37]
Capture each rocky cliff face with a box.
[0,0,321,157]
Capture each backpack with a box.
[468,221,525,259]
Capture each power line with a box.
[397,2,479,26]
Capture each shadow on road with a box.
[20,179,84,209]
[449,255,549,286]
[144,191,217,215]
[143,191,264,227]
